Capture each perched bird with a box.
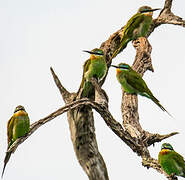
[158,143,185,178]
[111,63,171,116]
[2,105,30,178]
[78,48,107,98]
[112,6,160,58]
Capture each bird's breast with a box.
[90,55,96,60]
[160,149,170,155]
[14,110,28,117]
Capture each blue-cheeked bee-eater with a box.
[112,6,160,58]
[158,143,185,178]
[78,48,107,98]
[111,63,171,116]
[2,105,30,178]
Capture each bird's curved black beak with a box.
[111,65,119,68]
[148,8,161,12]
[83,50,104,56]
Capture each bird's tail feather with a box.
[112,37,129,59]
[151,95,173,118]
[81,81,94,98]
[1,152,11,178]
[76,79,95,99]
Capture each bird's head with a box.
[111,63,131,74]
[138,6,160,16]
[83,48,104,59]
[14,105,26,113]
[161,143,174,151]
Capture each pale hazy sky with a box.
[0,0,185,179]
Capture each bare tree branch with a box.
[50,67,72,103]
[150,0,185,35]
[145,132,179,147]
[90,78,109,108]
[51,67,109,180]
[7,96,178,167]
[164,0,172,10]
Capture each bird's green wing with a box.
[124,70,150,95]
[2,116,15,178]
[7,116,14,147]
[111,14,145,58]
[76,59,91,97]
[122,13,145,40]
[125,70,171,115]
[112,14,146,58]
[172,152,185,166]
[79,59,91,89]
[171,152,185,176]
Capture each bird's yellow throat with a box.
[160,149,170,155]
[14,110,27,117]
[116,68,122,75]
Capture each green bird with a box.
[112,6,160,58]
[2,105,30,178]
[158,143,185,178]
[78,48,107,98]
[111,63,171,116]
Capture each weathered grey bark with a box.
[7,0,184,179]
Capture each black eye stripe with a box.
[93,52,104,55]
[141,8,160,13]
[141,9,151,13]
[14,107,25,113]
[163,147,173,150]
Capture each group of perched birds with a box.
[2,5,184,179]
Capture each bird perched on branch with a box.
[112,6,160,58]
[158,143,185,178]
[78,48,107,99]
[111,63,171,116]
[2,105,30,178]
